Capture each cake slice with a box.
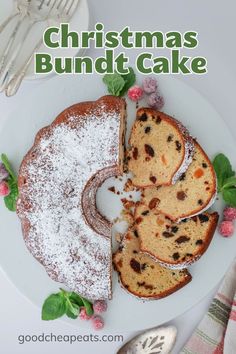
[135,204,219,269]
[142,141,217,222]
[127,108,194,187]
[113,229,192,299]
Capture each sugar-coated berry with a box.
[223,207,236,221]
[218,220,234,237]
[91,315,104,330]
[0,163,9,181]
[143,77,158,94]
[128,85,144,101]
[0,181,10,197]
[93,300,107,314]
[79,307,92,321]
[147,93,164,110]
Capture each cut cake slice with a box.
[127,108,194,187]
[113,229,192,299]
[141,141,217,222]
[135,204,219,269]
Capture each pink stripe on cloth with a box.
[181,259,236,354]
[229,309,236,321]
[217,293,236,307]
[186,335,218,353]
[212,332,225,354]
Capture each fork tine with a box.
[56,0,65,10]
[66,0,78,16]
[38,0,46,10]
[67,0,76,15]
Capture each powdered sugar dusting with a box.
[17,102,123,300]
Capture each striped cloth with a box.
[181,260,236,354]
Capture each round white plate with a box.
[0,73,236,331]
[0,0,89,80]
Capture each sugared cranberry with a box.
[0,163,9,181]
[0,181,10,197]
[128,86,144,101]
[93,300,107,314]
[143,77,158,94]
[223,207,236,221]
[218,220,234,237]
[91,315,104,330]
[79,307,92,320]
[147,93,164,110]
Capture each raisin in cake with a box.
[113,229,192,299]
[135,204,219,269]
[17,96,126,300]
[142,141,217,222]
[127,108,194,187]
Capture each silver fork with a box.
[6,0,79,96]
[0,0,62,91]
[0,0,43,73]
[0,0,31,35]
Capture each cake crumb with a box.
[108,186,116,193]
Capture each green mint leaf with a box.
[66,307,78,319]
[42,293,66,321]
[103,73,125,96]
[120,67,136,96]
[81,297,94,316]
[1,153,17,182]
[69,292,93,316]
[213,153,235,191]
[222,176,236,190]
[4,177,18,212]
[65,301,80,319]
[222,188,236,207]
[69,292,84,307]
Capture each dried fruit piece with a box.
[149,176,157,184]
[177,191,186,201]
[149,198,160,210]
[175,236,190,244]
[144,144,155,157]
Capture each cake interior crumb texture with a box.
[113,229,192,299]
[135,204,219,268]
[127,109,194,187]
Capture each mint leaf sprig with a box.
[103,67,136,96]
[42,289,94,321]
[213,153,236,207]
[1,153,19,212]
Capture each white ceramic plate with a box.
[0,0,89,80]
[0,73,236,331]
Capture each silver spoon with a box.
[117,326,177,354]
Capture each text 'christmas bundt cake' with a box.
[135,204,219,269]
[113,229,192,299]
[17,96,126,300]
[142,141,217,222]
[127,108,194,187]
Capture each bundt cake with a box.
[135,204,219,269]
[142,141,217,222]
[17,96,126,300]
[113,229,192,299]
[127,108,194,187]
